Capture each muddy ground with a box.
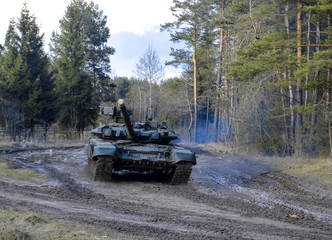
[0,146,332,239]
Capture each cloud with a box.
[1,0,175,43]
[102,0,174,35]
[0,0,180,78]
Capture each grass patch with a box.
[0,136,21,150]
[0,139,85,151]
[0,134,87,153]
[0,162,50,183]
[0,208,128,240]
[284,158,332,186]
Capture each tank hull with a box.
[86,139,196,184]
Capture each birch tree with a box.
[136,45,164,117]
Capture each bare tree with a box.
[136,45,164,117]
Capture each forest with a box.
[0,0,331,157]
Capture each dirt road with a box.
[1,147,332,239]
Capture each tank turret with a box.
[91,99,178,144]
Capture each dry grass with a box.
[0,136,19,149]
[197,142,332,187]
[198,142,233,154]
[0,208,130,240]
[285,158,332,186]
[0,135,86,152]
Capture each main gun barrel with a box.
[118,99,135,139]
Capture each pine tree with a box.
[0,19,29,140]
[161,0,213,141]
[86,2,115,103]
[51,0,115,137]
[51,0,92,137]
[16,3,56,138]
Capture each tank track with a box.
[169,162,193,185]
[89,156,113,181]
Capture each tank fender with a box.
[170,148,196,165]
[92,144,117,159]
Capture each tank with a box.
[85,99,196,184]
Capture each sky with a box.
[0,0,182,79]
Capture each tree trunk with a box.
[327,14,331,157]
[327,14,331,103]
[305,12,311,106]
[185,80,193,140]
[206,97,209,142]
[218,31,230,143]
[329,117,332,158]
[310,20,320,136]
[295,0,303,156]
[193,27,198,142]
[218,105,222,142]
[217,28,223,89]
[149,81,152,117]
[224,31,229,94]
[44,122,48,144]
[213,105,218,141]
[139,87,142,121]
[215,27,224,141]
[280,84,288,155]
[284,1,294,154]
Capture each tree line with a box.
[0,0,114,141]
[158,0,331,157]
[0,0,331,157]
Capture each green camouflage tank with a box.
[85,99,196,184]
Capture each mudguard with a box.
[170,147,196,165]
[87,140,117,159]
[92,145,116,159]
